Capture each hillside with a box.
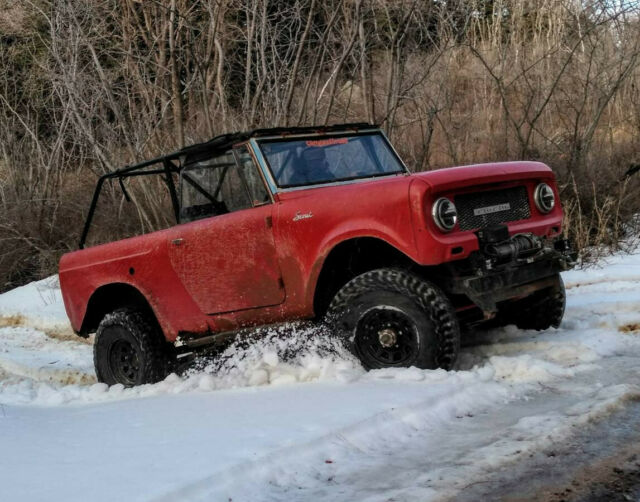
[0,0,639,290]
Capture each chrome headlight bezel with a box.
[432,197,458,232]
[534,183,555,213]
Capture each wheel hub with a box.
[378,328,397,347]
[109,339,140,385]
[355,307,419,367]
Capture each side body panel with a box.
[273,175,419,314]
[59,229,209,341]
[166,204,284,314]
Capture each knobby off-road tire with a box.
[327,268,460,370]
[505,273,566,331]
[94,308,171,386]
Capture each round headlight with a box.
[432,197,457,232]
[534,183,555,213]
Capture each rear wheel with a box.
[94,308,171,386]
[327,268,460,370]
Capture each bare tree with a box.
[0,0,639,289]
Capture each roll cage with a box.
[78,123,376,249]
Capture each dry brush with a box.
[0,0,638,290]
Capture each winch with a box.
[476,225,544,265]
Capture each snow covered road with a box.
[1,249,640,502]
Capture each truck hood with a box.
[412,161,553,191]
[276,161,553,202]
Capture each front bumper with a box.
[443,231,576,314]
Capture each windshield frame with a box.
[252,129,409,192]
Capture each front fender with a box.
[303,219,421,312]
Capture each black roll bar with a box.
[79,154,182,249]
[77,123,378,249]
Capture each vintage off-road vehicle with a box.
[59,123,575,386]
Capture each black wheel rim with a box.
[355,307,419,367]
[109,338,141,385]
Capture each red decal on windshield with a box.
[305,138,348,147]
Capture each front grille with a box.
[455,186,530,231]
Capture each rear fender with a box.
[80,283,156,335]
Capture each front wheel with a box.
[94,308,171,386]
[502,273,566,331]
[327,269,460,370]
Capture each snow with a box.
[1,247,640,501]
[0,275,69,332]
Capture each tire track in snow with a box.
[0,325,95,388]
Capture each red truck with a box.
[59,123,575,386]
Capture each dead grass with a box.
[0,314,89,344]
[47,329,91,344]
[619,323,640,334]
[0,314,25,328]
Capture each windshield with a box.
[258,132,406,188]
